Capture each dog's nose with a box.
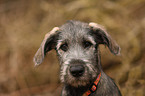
[69,65,85,77]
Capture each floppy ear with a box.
[33,27,59,66]
[89,22,121,55]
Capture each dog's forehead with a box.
[58,20,91,40]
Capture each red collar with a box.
[85,72,101,96]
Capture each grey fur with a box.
[33,20,121,96]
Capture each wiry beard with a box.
[60,63,98,87]
[65,76,90,87]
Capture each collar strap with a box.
[85,72,101,96]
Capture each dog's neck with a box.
[61,71,121,96]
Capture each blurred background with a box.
[0,0,145,96]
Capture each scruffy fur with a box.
[33,20,122,96]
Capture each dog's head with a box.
[33,20,120,87]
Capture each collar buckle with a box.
[85,72,101,96]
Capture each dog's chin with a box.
[65,77,90,87]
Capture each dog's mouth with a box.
[66,76,90,87]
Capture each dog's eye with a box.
[60,43,68,51]
[83,41,93,48]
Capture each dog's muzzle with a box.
[69,65,85,77]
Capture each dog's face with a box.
[33,20,120,87]
[56,22,100,87]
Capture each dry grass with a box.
[0,0,145,96]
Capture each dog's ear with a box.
[33,27,59,66]
[89,22,120,55]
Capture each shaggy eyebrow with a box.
[83,36,96,45]
[56,39,68,50]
